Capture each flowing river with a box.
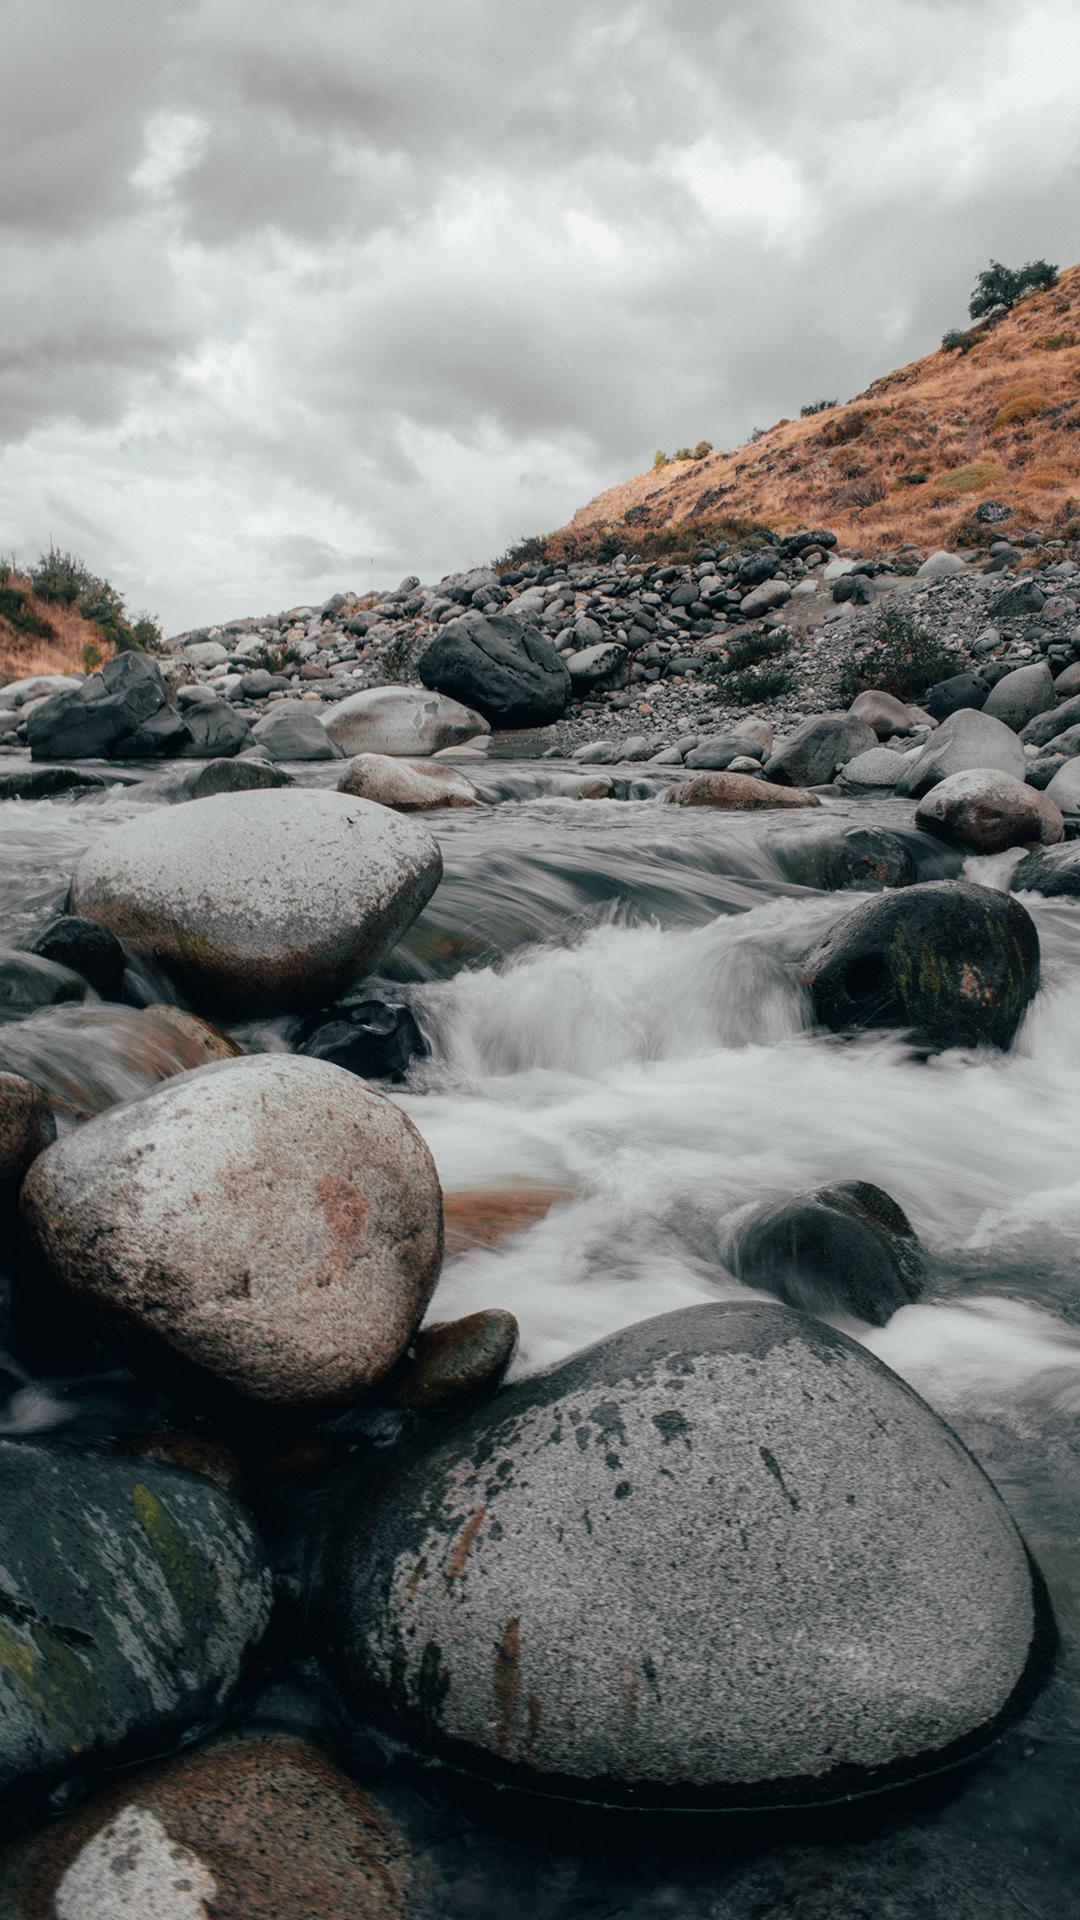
[2,763,1078,1917]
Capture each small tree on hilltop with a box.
[969,258,1059,320]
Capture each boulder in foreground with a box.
[21,1053,444,1415]
[418,611,572,728]
[915,769,1063,853]
[799,879,1039,1050]
[313,1301,1051,1809]
[731,1179,924,1325]
[68,787,442,1018]
[669,772,820,810]
[322,685,489,757]
[0,1439,270,1799]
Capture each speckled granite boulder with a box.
[312,1301,1052,1809]
[0,1440,270,1800]
[20,1053,443,1416]
[67,788,442,1018]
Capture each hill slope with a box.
[552,264,1080,557]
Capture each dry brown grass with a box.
[0,572,112,684]
[555,262,1080,553]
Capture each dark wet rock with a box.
[0,1439,270,1800]
[27,654,167,761]
[121,704,193,756]
[567,643,629,691]
[848,690,913,738]
[798,879,1040,1050]
[762,712,877,787]
[0,1004,242,1123]
[134,756,293,803]
[772,826,916,892]
[20,1053,444,1416]
[0,1732,423,1920]
[670,773,820,810]
[119,1433,247,1499]
[1012,842,1080,896]
[0,1071,55,1186]
[981,662,1056,731]
[1025,753,1068,790]
[311,1301,1051,1809]
[923,674,989,723]
[895,707,1026,797]
[250,702,342,760]
[418,611,571,729]
[177,698,252,759]
[0,766,109,801]
[915,770,1063,853]
[30,915,126,1001]
[298,996,427,1082]
[731,1180,924,1326]
[992,579,1046,620]
[1019,693,1080,750]
[68,788,442,1020]
[385,1309,519,1410]
[0,949,87,1013]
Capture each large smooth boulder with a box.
[0,1733,420,1920]
[772,825,916,891]
[915,769,1063,853]
[30,914,126,1000]
[133,757,293,803]
[668,773,820,810]
[762,712,877,787]
[683,730,768,770]
[0,1439,270,1799]
[916,549,967,579]
[740,579,791,618]
[27,654,167,761]
[1019,692,1080,750]
[0,1072,55,1186]
[312,1301,1050,1809]
[848,690,913,738]
[322,686,489,757]
[731,1180,924,1325]
[121,704,194,756]
[894,707,1026,798]
[21,1053,444,1415]
[418,612,571,728]
[68,788,442,1018]
[567,643,628,689]
[798,879,1039,1050]
[1042,759,1080,810]
[338,753,484,811]
[177,697,252,758]
[250,701,342,760]
[981,662,1056,730]
[1012,842,1080,896]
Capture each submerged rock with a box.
[29,915,126,1001]
[762,712,876,787]
[670,773,820,810]
[418,611,572,728]
[0,1439,270,1800]
[772,826,916,892]
[386,1309,520,1410]
[338,753,484,811]
[0,1071,55,1186]
[312,1301,1051,1809]
[915,769,1063,853]
[20,1053,444,1415]
[0,948,86,1013]
[441,1186,571,1256]
[132,757,293,803]
[298,994,427,1082]
[322,686,489,757]
[798,879,1040,1050]
[68,788,442,1019]
[1011,842,1080,896]
[0,1004,241,1121]
[731,1180,924,1325]
[0,1732,421,1920]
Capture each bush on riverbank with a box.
[833,602,966,703]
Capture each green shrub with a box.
[0,584,55,640]
[800,399,837,416]
[653,450,670,467]
[701,627,794,703]
[832,602,965,703]
[706,627,792,678]
[692,441,713,459]
[969,258,1059,320]
[942,328,978,353]
[674,447,693,461]
[30,546,162,654]
[722,663,794,703]
[490,533,551,571]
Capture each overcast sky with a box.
[1,0,1078,634]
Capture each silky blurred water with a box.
[1,772,1078,1916]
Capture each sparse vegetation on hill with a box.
[832,602,966,704]
[0,549,162,684]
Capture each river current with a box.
[2,764,1078,1918]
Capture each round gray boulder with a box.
[980,662,1056,731]
[321,687,489,757]
[837,747,906,789]
[0,1438,270,1799]
[67,788,442,1018]
[763,712,877,787]
[313,1301,1052,1809]
[21,1053,444,1416]
[915,769,1063,853]
[894,707,1026,798]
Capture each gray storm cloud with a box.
[1,0,1078,630]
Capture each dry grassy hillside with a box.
[554,263,1080,557]
[0,570,110,683]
